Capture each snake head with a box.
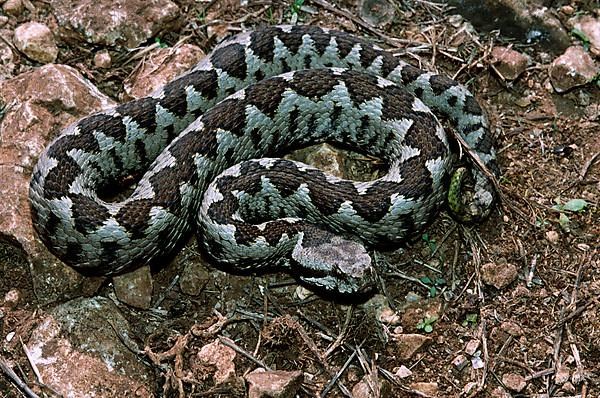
[291,226,378,297]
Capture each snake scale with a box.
[29,25,499,294]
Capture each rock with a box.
[545,230,560,243]
[410,382,438,396]
[363,294,401,325]
[490,46,529,80]
[0,64,114,304]
[0,29,15,79]
[123,43,205,99]
[245,368,304,398]
[179,260,210,296]
[400,298,442,332]
[571,15,600,56]
[93,50,112,69]
[3,0,24,16]
[198,340,237,385]
[464,338,480,356]
[481,261,518,289]
[394,365,412,378]
[501,372,526,392]
[394,333,431,360]
[491,386,511,398]
[13,22,59,63]
[462,382,478,395]
[359,0,396,27]
[500,321,524,336]
[27,297,153,396]
[113,266,153,309]
[352,374,390,398]
[447,0,569,52]
[549,46,599,93]
[52,0,180,49]
[0,15,9,28]
[554,363,570,384]
[452,354,469,370]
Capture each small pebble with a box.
[3,0,24,16]
[93,50,112,69]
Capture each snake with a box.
[29,25,499,295]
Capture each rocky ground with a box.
[0,0,599,397]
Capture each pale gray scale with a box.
[237,176,300,220]
[215,70,245,100]
[319,37,343,67]
[366,55,384,76]
[343,43,364,69]
[243,104,277,151]
[185,85,207,114]
[147,104,176,157]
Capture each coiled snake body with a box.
[29,25,499,294]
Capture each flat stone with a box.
[394,333,431,360]
[502,372,526,392]
[179,260,210,296]
[93,50,112,69]
[571,15,600,56]
[491,46,529,80]
[481,261,518,289]
[245,368,304,398]
[13,22,59,63]
[198,339,237,385]
[549,46,599,93]
[123,43,205,99]
[0,64,114,304]
[452,354,469,370]
[113,266,153,309]
[464,338,480,356]
[52,0,180,49]
[410,382,438,396]
[352,374,390,398]
[27,297,153,396]
[2,0,24,16]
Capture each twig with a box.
[0,357,41,398]
[218,336,272,370]
[320,347,358,398]
[20,338,44,386]
[578,150,600,182]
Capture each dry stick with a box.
[324,305,353,357]
[218,336,272,370]
[320,347,359,398]
[565,325,587,386]
[578,150,600,181]
[20,338,44,387]
[0,357,40,398]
